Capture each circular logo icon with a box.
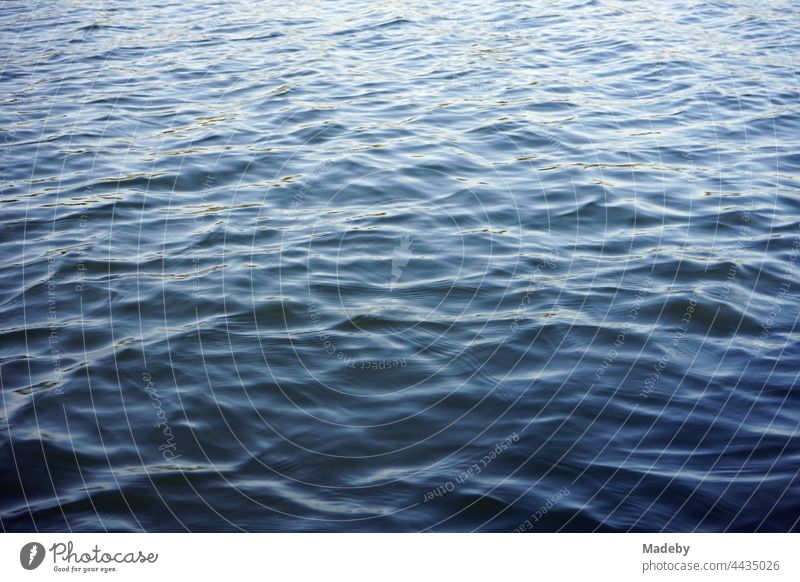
[20,542,45,570]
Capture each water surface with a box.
[1,0,799,531]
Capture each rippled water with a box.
[1,0,799,532]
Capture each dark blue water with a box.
[1,0,799,532]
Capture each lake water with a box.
[1,0,799,532]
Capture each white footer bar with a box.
[1,533,795,581]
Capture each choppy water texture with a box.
[1,0,799,532]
